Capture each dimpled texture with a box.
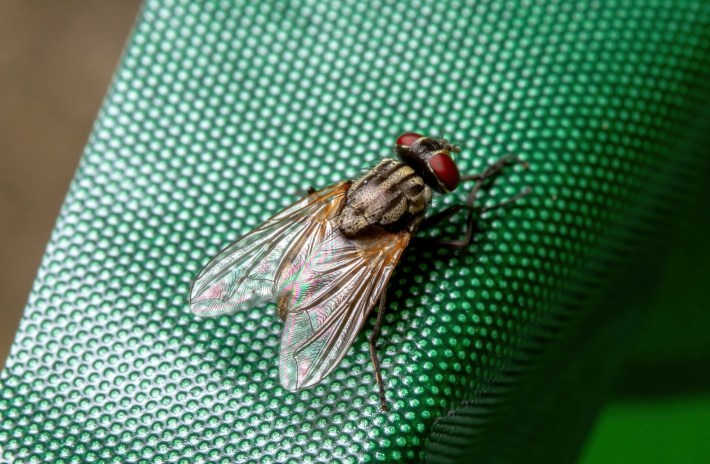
[2,1,710,463]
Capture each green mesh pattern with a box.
[2,1,710,463]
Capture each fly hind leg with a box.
[369,291,389,412]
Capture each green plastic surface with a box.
[2,1,710,463]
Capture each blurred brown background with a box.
[0,1,141,369]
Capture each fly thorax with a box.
[339,159,432,237]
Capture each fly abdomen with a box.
[339,159,432,237]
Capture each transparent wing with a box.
[190,182,350,317]
[276,225,411,391]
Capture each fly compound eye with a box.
[396,132,424,147]
[429,152,460,192]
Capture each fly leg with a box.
[370,291,389,412]
[414,155,530,249]
[418,204,466,231]
[458,154,528,184]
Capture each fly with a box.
[190,132,530,411]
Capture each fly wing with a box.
[190,182,350,317]
[276,226,411,391]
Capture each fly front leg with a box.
[459,154,527,184]
[413,155,530,249]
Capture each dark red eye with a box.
[429,152,460,192]
[396,132,424,147]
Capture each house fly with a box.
[190,133,529,411]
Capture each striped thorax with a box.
[340,159,432,237]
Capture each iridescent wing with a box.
[276,225,411,391]
[190,182,350,317]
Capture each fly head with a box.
[394,132,461,193]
